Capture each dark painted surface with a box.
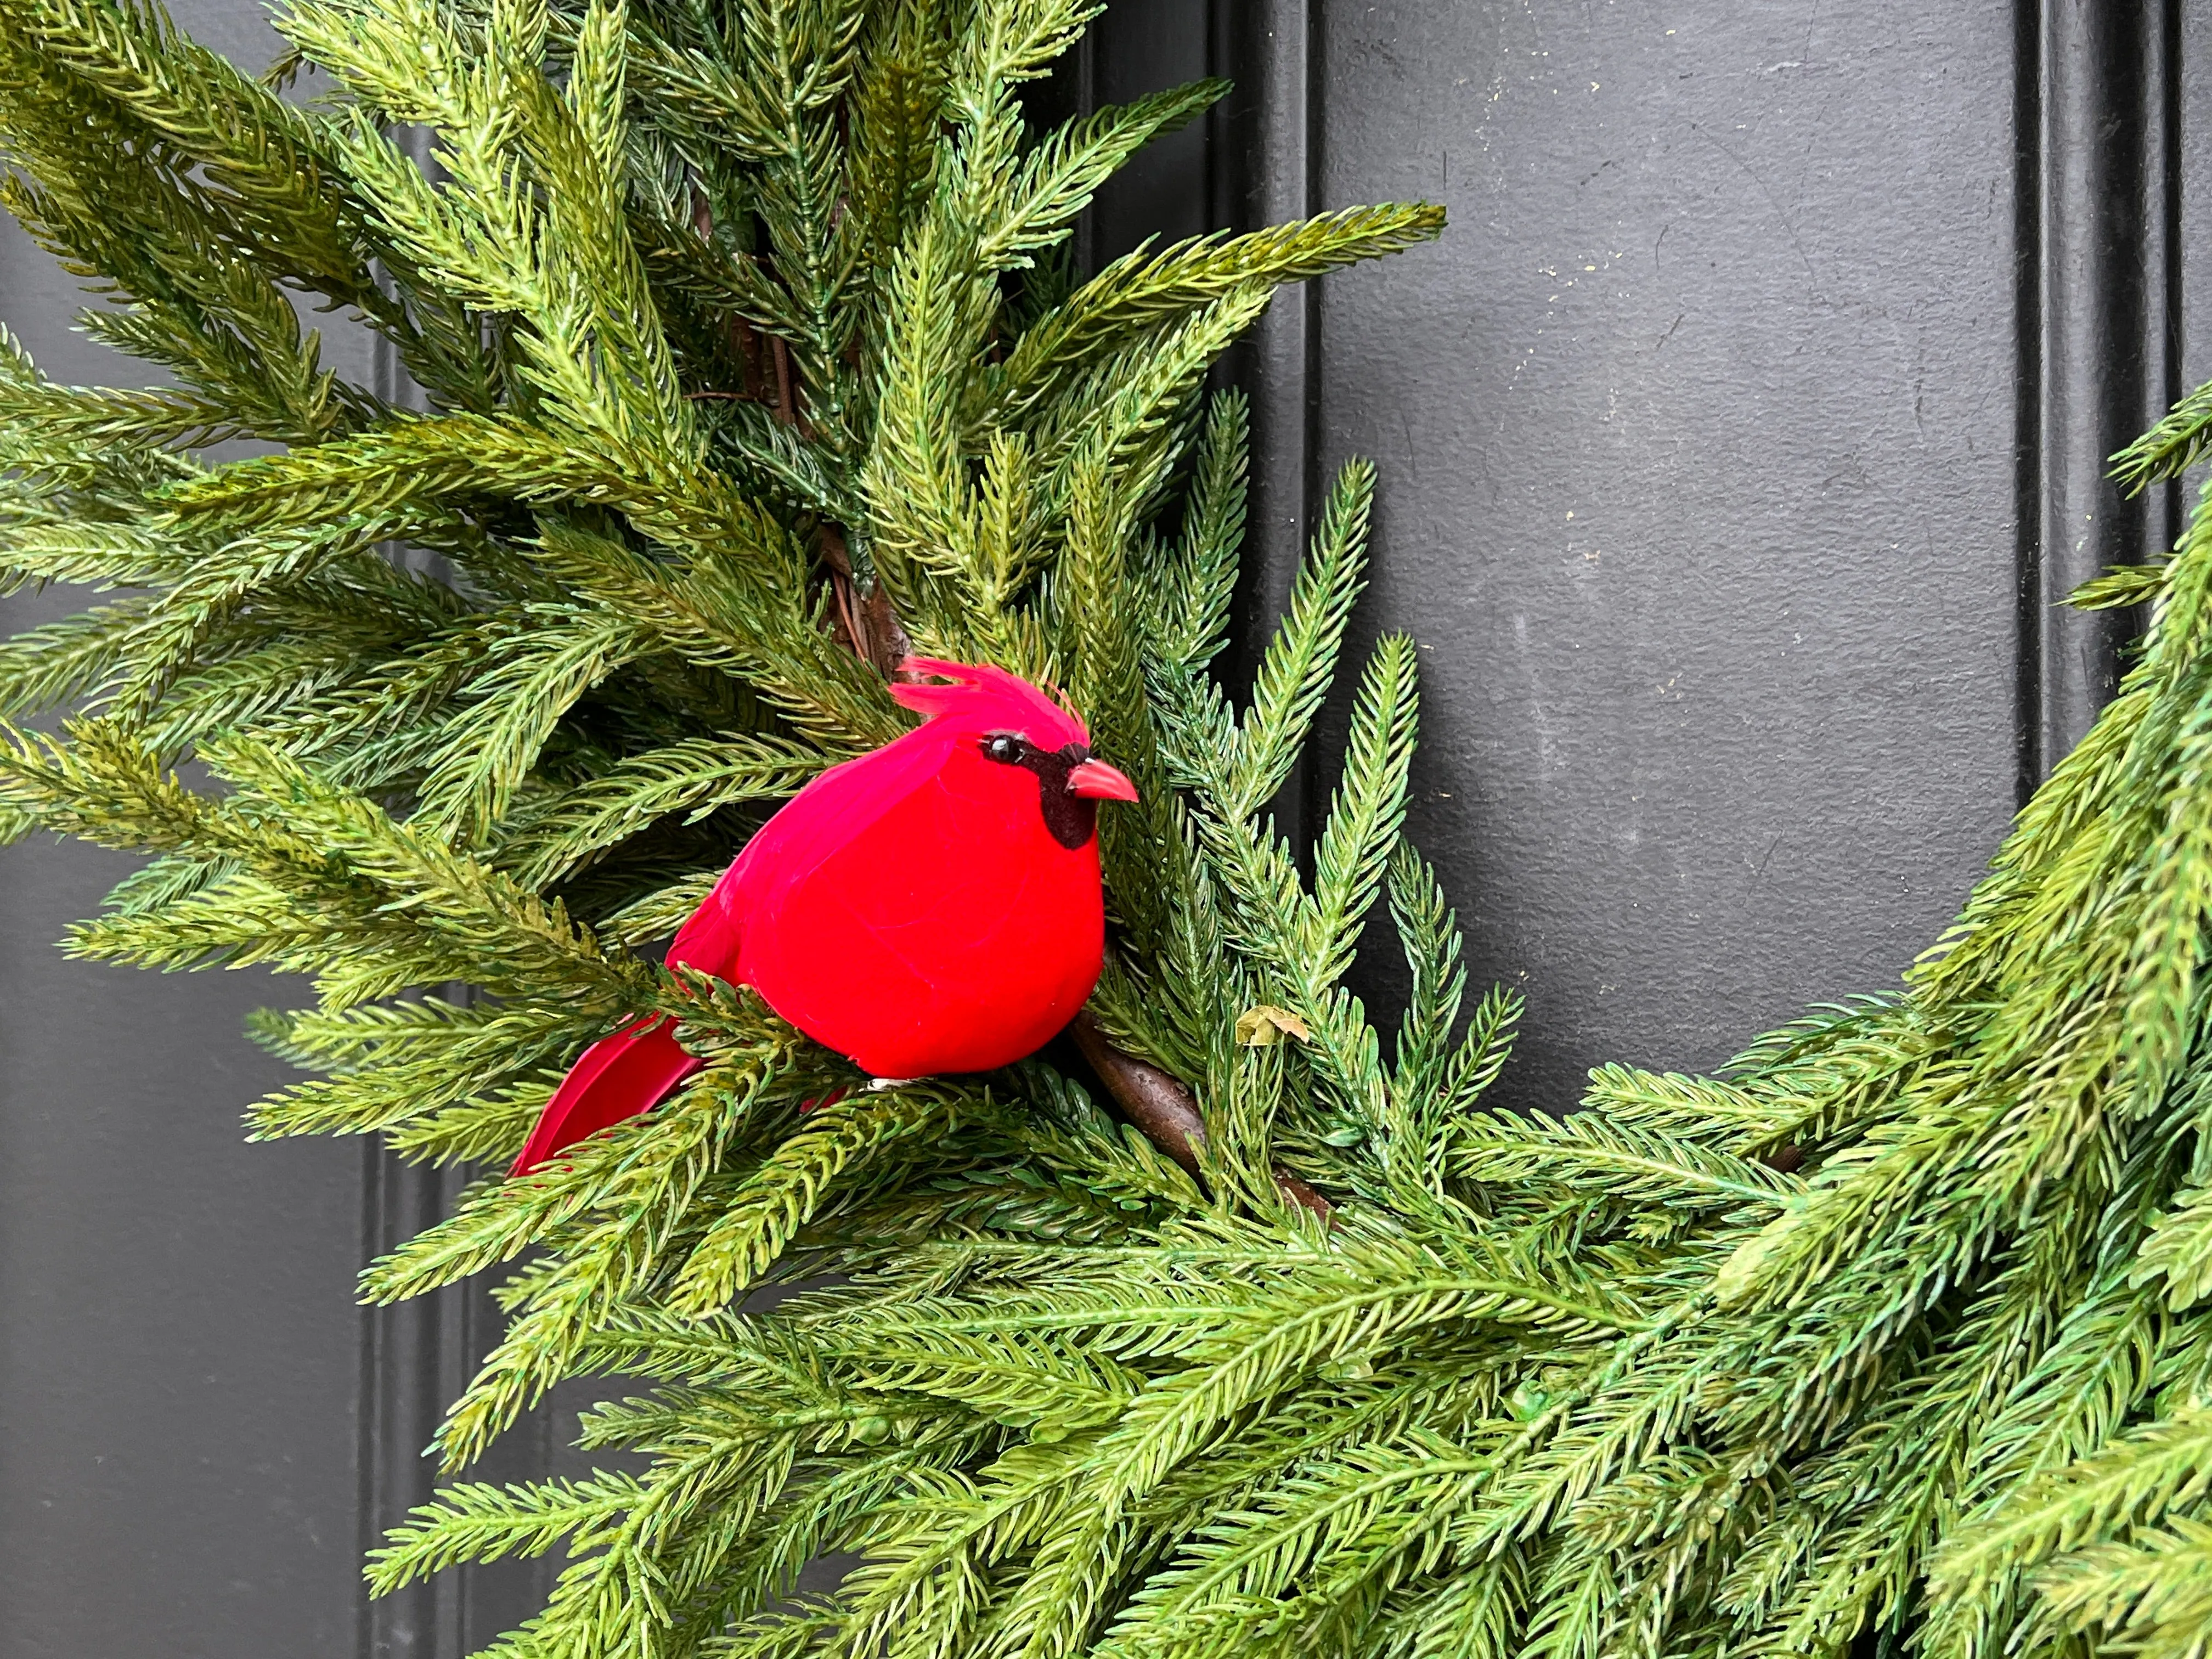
[0,7,368,1655]
[2,3,2208,1656]
[1310,2,2028,1104]
[2027,0,2180,786]
[0,784,362,1659]
[2192,12,2212,400]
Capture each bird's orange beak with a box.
[1067,758,1139,802]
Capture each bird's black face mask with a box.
[978,732,1099,850]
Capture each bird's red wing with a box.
[549,731,950,1176]
[741,751,1105,1076]
[509,1015,704,1175]
[672,727,953,978]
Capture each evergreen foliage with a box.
[3,2,2211,1656]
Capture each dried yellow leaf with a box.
[1236,1004,1312,1046]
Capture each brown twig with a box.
[1274,1169,1331,1216]
[859,585,908,669]
[770,335,799,429]
[1068,1012,1331,1221]
[1069,1011,1206,1176]
[817,524,910,675]
[826,565,868,660]
[691,188,766,405]
[735,315,766,402]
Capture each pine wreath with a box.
[3,2,2212,1657]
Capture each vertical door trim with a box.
[1222,0,1322,849]
[355,131,546,1651]
[2017,0,2184,796]
[356,220,452,1655]
[357,1151,476,1659]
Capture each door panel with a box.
[1311,0,2028,1104]
[0,5,371,1653]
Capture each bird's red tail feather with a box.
[510,1015,704,1175]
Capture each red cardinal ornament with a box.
[510,657,1138,1174]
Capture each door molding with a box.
[2018,0,2183,793]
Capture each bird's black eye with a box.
[982,733,1024,764]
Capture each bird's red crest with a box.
[889,656,1091,749]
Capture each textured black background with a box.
[3,3,2208,1654]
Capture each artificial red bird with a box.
[510,657,1139,1174]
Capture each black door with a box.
[0,3,2197,1654]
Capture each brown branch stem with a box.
[1069,1011,1206,1176]
[818,524,909,675]
[770,335,799,429]
[1068,1012,1330,1220]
